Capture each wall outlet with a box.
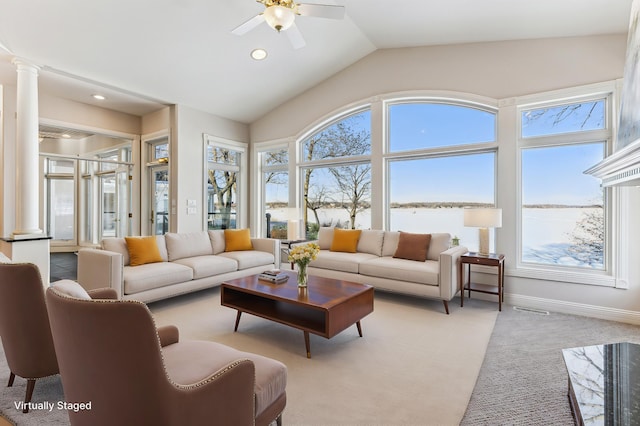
[187,199,197,207]
[187,207,197,215]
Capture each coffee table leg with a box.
[356,321,363,337]
[234,311,242,332]
[304,331,311,359]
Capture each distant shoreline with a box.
[267,203,602,209]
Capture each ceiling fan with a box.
[232,0,345,50]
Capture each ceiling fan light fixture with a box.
[263,5,295,32]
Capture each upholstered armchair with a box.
[0,263,59,413]
[46,283,287,426]
[0,263,118,414]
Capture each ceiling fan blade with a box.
[231,14,265,36]
[297,3,345,20]
[286,23,306,50]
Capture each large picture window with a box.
[519,98,609,271]
[386,101,497,251]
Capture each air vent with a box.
[513,306,549,315]
[39,125,95,141]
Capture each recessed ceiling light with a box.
[91,94,106,100]
[61,134,71,139]
[251,48,267,61]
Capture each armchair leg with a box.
[8,372,15,387]
[276,413,283,426]
[23,379,36,413]
[442,300,450,315]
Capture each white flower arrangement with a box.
[288,242,320,267]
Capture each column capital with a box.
[11,57,41,73]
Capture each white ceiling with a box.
[0,0,633,123]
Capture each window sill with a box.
[508,265,617,288]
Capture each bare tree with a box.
[568,207,604,266]
[302,114,371,232]
[329,164,371,229]
[207,149,237,229]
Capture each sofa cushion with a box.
[102,238,131,265]
[310,250,378,274]
[52,279,91,300]
[393,232,431,262]
[360,257,439,286]
[357,230,384,256]
[427,233,451,261]
[219,251,275,270]
[330,229,362,253]
[208,230,226,254]
[165,232,213,261]
[224,229,254,252]
[162,340,287,419]
[125,236,164,266]
[381,231,400,257]
[317,227,334,250]
[124,262,193,295]
[173,255,238,279]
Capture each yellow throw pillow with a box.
[125,236,163,266]
[330,229,362,253]
[224,229,254,252]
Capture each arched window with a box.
[300,109,371,236]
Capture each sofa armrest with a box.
[251,238,281,267]
[439,245,469,301]
[157,325,180,347]
[88,288,118,300]
[77,248,124,298]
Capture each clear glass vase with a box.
[296,263,308,288]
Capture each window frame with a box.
[202,134,248,231]
[383,98,499,240]
[514,89,621,287]
[297,107,373,233]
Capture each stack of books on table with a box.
[258,269,289,284]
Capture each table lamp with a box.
[463,208,502,256]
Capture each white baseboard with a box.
[505,293,640,325]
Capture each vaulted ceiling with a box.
[0,0,633,123]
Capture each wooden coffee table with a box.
[221,270,374,358]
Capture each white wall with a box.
[173,105,249,233]
[251,35,627,141]
[249,34,640,320]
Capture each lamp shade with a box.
[463,208,502,228]
[263,5,295,32]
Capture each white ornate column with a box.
[11,58,42,237]
[1,58,51,286]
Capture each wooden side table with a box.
[459,252,505,311]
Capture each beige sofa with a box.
[77,230,279,303]
[307,228,467,314]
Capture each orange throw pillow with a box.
[330,229,362,253]
[393,232,432,262]
[224,229,254,252]
[125,236,163,266]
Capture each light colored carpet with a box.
[461,305,640,425]
[0,288,498,425]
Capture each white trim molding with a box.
[504,293,640,325]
